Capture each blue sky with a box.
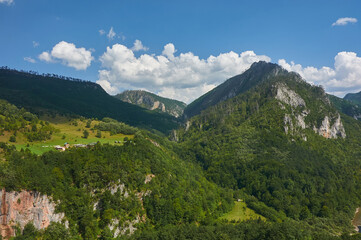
[1,0,360,102]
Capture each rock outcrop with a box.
[115,90,186,118]
[0,189,64,238]
[276,83,309,139]
[276,83,306,108]
[313,115,346,139]
[91,175,155,238]
[275,83,346,139]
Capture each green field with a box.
[0,117,133,155]
[220,201,266,222]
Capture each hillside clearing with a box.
[220,201,266,222]
[0,118,133,155]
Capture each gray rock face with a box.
[296,111,308,129]
[277,83,309,138]
[275,83,346,139]
[101,176,154,238]
[313,114,346,139]
[0,189,64,238]
[284,114,293,134]
[275,83,306,108]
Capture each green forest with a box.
[2,64,361,239]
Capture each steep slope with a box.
[115,90,186,118]
[344,91,361,105]
[183,61,288,119]
[0,130,233,239]
[0,69,179,134]
[175,62,361,234]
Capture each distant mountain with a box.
[0,68,179,133]
[183,61,288,119]
[344,91,361,105]
[329,94,361,120]
[115,90,186,118]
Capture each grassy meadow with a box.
[220,201,266,222]
[0,116,133,155]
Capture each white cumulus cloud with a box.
[131,40,149,52]
[38,52,53,62]
[24,57,36,63]
[0,0,13,5]
[97,80,119,95]
[278,51,361,97]
[38,41,93,70]
[332,17,358,26]
[158,84,217,104]
[97,42,270,103]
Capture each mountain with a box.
[174,61,361,235]
[183,61,288,119]
[344,91,361,105]
[0,68,179,134]
[115,90,186,118]
[2,63,361,239]
[0,127,232,239]
[329,94,361,120]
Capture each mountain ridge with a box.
[115,90,186,118]
[173,61,361,235]
[344,91,361,106]
[183,61,290,119]
[0,68,179,134]
[2,63,361,238]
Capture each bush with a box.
[82,130,89,139]
[9,135,16,142]
[95,130,102,138]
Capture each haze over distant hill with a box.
[115,90,186,118]
[0,68,179,134]
[344,91,361,106]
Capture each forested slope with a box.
[2,63,361,239]
[174,62,361,236]
[0,68,179,134]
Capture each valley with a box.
[3,1,361,238]
[1,62,361,239]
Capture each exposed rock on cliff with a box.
[276,83,306,108]
[275,83,346,139]
[313,114,346,139]
[0,189,64,238]
[91,176,154,238]
[115,90,186,118]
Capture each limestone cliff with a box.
[276,83,306,109]
[313,115,346,139]
[275,83,346,139]
[91,175,154,238]
[0,189,64,238]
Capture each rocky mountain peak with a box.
[184,61,294,119]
